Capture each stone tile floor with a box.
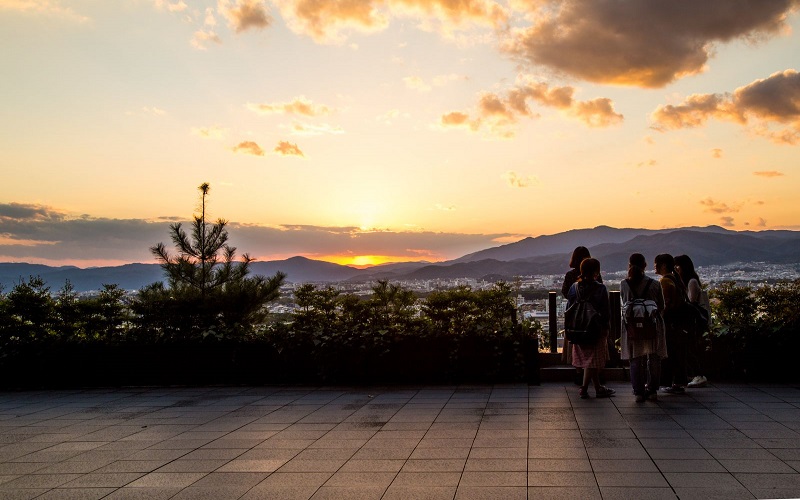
[2,382,800,499]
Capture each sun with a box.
[317,254,422,268]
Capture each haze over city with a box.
[1,0,799,269]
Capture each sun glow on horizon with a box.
[317,254,439,268]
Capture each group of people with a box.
[562,246,709,401]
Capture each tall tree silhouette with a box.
[152,183,250,298]
[141,183,285,339]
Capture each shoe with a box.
[660,385,685,394]
[687,375,708,388]
[596,386,616,398]
[647,391,658,402]
[635,393,646,403]
[579,387,589,399]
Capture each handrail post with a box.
[548,291,558,353]
[609,290,621,364]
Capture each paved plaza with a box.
[2,382,800,499]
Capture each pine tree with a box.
[140,183,285,340]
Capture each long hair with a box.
[579,257,601,282]
[627,253,647,285]
[675,254,701,286]
[569,246,591,269]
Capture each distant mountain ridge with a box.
[2,226,798,291]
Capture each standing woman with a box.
[567,258,615,398]
[620,253,667,402]
[675,254,708,388]
[561,247,602,373]
[655,254,689,394]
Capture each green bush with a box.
[710,279,800,380]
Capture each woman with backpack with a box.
[621,253,667,402]
[675,254,709,388]
[561,246,603,383]
[566,257,615,399]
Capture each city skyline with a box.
[2,1,799,268]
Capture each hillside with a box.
[2,226,799,291]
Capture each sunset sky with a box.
[1,0,799,268]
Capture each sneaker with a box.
[687,375,708,388]
[596,386,616,398]
[579,387,589,399]
[660,385,685,394]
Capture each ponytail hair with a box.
[627,253,646,284]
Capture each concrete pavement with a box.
[2,382,800,499]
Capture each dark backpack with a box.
[664,274,709,333]
[623,278,659,340]
[564,284,602,346]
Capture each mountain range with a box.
[2,225,798,292]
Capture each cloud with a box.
[405,73,467,92]
[570,98,624,128]
[232,141,265,156]
[711,148,723,158]
[720,216,736,227]
[502,171,538,188]
[756,217,768,227]
[699,198,741,214]
[290,122,344,136]
[192,29,222,49]
[636,160,657,168]
[503,0,799,88]
[0,204,513,266]
[0,208,168,265]
[439,79,622,137]
[651,70,800,144]
[0,202,66,222]
[434,203,456,212]
[753,170,785,178]
[247,97,332,116]
[404,76,432,92]
[218,0,272,33]
[144,106,166,116]
[0,0,89,21]
[272,0,506,43]
[191,125,227,140]
[274,140,304,157]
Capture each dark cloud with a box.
[505,0,798,88]
[0,208,510,266]
[0,203,66,222]
[651,70,800,144]
[220,0,272,33]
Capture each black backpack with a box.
[564,283,602,346]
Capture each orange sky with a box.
[1,1,799,268]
